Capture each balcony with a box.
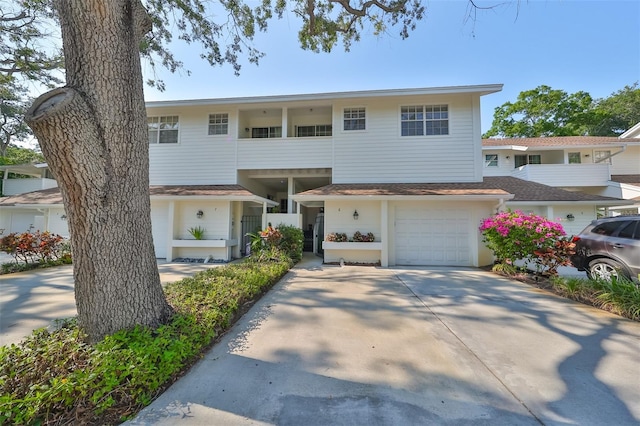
[510,163,611,187]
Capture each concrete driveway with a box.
[128,256,640,425]
[0,261,223,346]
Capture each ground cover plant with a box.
[0,233,299,424]
[523,275,640,321]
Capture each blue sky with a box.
[142,0,640,134]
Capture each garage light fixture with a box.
[353,210,359,220]
[566,214,575,221]
[196,210,204,219]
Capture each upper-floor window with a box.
[594,150,612,164]
[208,113,228,135]
[401,105,448,136]
[148,116,179,144]
[252,126,282,138]
[568,152,581,164]
[344,107,366,130]
[485,154,498,167]
[297,125,332,137]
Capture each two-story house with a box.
[1,85,627,267]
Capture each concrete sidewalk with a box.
[0,260,224,346]
[128,255,640,425]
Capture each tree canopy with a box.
[484,83,640,138]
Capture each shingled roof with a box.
[1,179,626,207]
[0,187,62,205]
[294,177,625,204]
[483,136,640,148]
[611,175,640,187]
[293,182,509,197]
[0,185,271,206]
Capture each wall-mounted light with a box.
[566,213,575,221]
[196,210,204,219]
[353,210,359,220]
[505,155,510,159]
[584,154,590,157]
[60,214,67,221]
[245,127,250,132]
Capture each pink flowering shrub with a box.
[479,210,570,274]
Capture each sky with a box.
[141,0,640,134]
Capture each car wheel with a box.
[587,258,628,281]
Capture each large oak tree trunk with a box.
[25,0,172,342]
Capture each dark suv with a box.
[570,216,640,283]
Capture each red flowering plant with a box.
[479,210,570,275]
[260,224,283,247]
[0,231,68,264]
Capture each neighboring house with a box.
[0,85,628,266]
[482,134,640,215]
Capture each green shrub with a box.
[276,224,304,263]
[550,275,640,321]
[0,257,292,425]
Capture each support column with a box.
[381,200,389,267]
[288,176,294,214]
[167,201,175,261]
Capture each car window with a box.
[617,221,639,240]
[591,221,628,236]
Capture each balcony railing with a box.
[2,178,58,196]
[511,163,610,187]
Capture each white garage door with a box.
[150,202,169,259]
[396,206,472,266]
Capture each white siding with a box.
[482,150,513,176]
[332,94,480,183]
[505,204,596,237]
[148,106,237,185]
[610,146,640,175]
[172,200,231,240]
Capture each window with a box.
[485,154,498,167]
[591,221,629,236]
[594,150,612,164]
[252,127,282,138]
[208,113,228,135]
[148,116,179,144]
[344,107,366,130]
[296,125,332,137]
[514,154,541,168]
[401,105,448,136]
[617,221,639,240]
[568,152,581,164]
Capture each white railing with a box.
[3,178,58,195]
[511,163,610,187]
[266,213,303,229]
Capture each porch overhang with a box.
[291,183,514,207]
[148,185,278,206]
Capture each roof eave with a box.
[292,194,515,202]
[146,84,504,108]
[507,200,632,206]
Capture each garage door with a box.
[150,202,169,259]
[395,206,471,266]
